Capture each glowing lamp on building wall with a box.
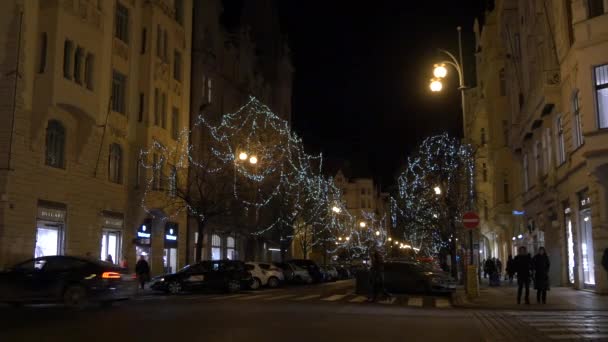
[512,236,516,241]
[517,234,523,239]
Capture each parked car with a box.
[273,262,312,284]
[383,261,456,294]
[150,260,252,294]
[0,255,136,308]
[321,265,339,281]
[335,265,351,279]
[245,262,284,289]
[289,259,323,283]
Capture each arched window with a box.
[108,143,123,184]
[211,234,222,260]
[226,236,236,260]
[45,120,66,168]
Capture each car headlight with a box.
[159,277,165,282]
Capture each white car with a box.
[273,262,313,284]
[245,262,285,289]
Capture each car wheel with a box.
[227,280,241,293]
[100,301,114,308]
[250,278,261,290]
[63,285,88,309]
[267,277,280,288]
[168,281,182,295]
[305,277,313,284]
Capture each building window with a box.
[523,153,529,190]
[168,166,177,197]
[38,32,47,73]
[63,40,73,79]
[566,0,574,46]
[174,50,182,82]
[588,0,604,18]
[135,155,142,188]
[594,64,608,128]
[161,92,167,129]
[156,25,162,58]
[174,0,184,25]
[45,120,66,168]
[141,28,147,54]
[499,68,506,96]
[503,178,509,203]
[542,128,551,173]
[84,53,94,90]
[108,143,123,184]
[138,93,144,123]
[502,120,509,146]
[115,2,129,43]
[514,34,521,60]
[480,128,486,145]
[482,163,488,182]
[172,107,179,139]
[226,236,236,260]
[573,90,584,148]
[534,140,542,177]
[154,88,160,125]
[152,153,163,190]
[163,30,168,61]
[101,230,121,265]
[556,116,566,164]
[206,77,213,103]
[211,234,222,260]
[111,70,127,114]
[73,46,84,84]
[483,200,488,219]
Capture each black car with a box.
[150,260,252,294]
[289,259,323,283]
[383,261,456,294]
[0,255,136,308]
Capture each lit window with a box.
[226,236,236,260]
[108,143,123,184]
[115,2,129,43]
[211,234,222,260]
[594,64,608,128]
[45,120,66,169]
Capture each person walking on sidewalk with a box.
[368,250,390,302]
[135,255,150,290]
[514,246,532,304]
[533,247,550,304]
[506,255,515,283]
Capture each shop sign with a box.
[37,207,66,222]
[136,222,151,246]
[165,223,178,248]
[103,216,123,229]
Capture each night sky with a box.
[280,1,487,188]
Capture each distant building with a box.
[0,0,193,275]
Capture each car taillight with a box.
[101,271,121,279]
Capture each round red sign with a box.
[462,211,480,229]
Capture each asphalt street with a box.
[0,280,606,342]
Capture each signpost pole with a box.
[469,230,473,265]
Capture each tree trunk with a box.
[195,219,206,262]
[450,220,458,280]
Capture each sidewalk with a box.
[453,278,608,311]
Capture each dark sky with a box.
[280,1,487,188]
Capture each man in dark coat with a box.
[533,247,550,304]
[513,246,532,304]
[135,255,150,290]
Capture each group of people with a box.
[482,257,503,285]
[511,246,551,304]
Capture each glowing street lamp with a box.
[388,237,392,242]
[394,241,399,245]
[238,152,248,161]
[331,206,342,214]
[249,156,258,165]
[375,230,380,236]
[433,63,448,78]
[338,237,342,241]
[359,221,366,228]
[345,236,350,241]
[434,186,442,195]
[429,78,443,92]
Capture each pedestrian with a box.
[506,254,515,283]
[120,256,129,269]
[514,246,532,304]
[106,254,114,264]
[532,247,550,304]
[496,258,503,278]
[135,255,150,290]
[483,258,491,279]
[368,250,390,302]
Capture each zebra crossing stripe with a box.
[322,294,348,301]
[264,294,296,301]
[349,296,368,303]
[379,297,396,305]
[210,294,247,300]
[407,297,423,307]
[435,298,451,308]
[292,294,321,301]
[236,294,271,301]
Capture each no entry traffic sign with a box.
[462,212,480,229]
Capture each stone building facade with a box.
[0,0,192,276]
[470,0,608,293]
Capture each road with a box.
[0,280,606,341]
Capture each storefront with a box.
[578,190,595,288]
[164,222,178,273]
[100,211,123,264]
[135,220,152,262]
[35,201,66,258]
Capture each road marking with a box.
[321,294,348,301]
[210,294,247,300]
[349,296,368,303]
[292,294,321,301]
[379,297,396,305]
[407,297,423,307]
[236,294,272,301]
[264,294,296,301]
[547,334,585,340]
[435,298,451,308]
